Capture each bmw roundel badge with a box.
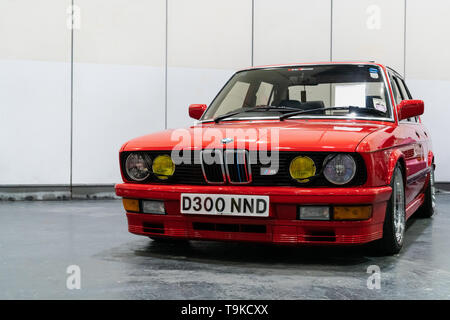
[221,138,233,144]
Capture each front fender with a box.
[386,149,406,185]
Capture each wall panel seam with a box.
[165,0,169,129]
[70,0,74,199]
[330,0,333,61]
[403,0,407,78]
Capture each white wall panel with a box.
[72,0,166,184]
[2,0,450,185]
[0,0,70,62]
[254,0,331,66]
[72,64,165,184]
[167,0,252,129]
[405,0,450,81]
[406,0,450,181]
[332,0,405,74]
[0,0,71,185]
[166,67,235,129]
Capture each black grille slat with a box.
[143,223,165,234]
[201,150,225,183]
[192,222,266,234]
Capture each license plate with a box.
[180,193,269,217]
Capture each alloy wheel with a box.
[430,167,436,210]
[392,169,406,245]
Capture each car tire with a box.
[417,164,436,218]
[374,164,406,255]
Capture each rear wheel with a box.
[374,165,406,255]
[417,164,436,218]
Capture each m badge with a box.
[260,167,278,175]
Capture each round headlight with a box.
[152,155,175,180]
[323,154,356,185]
[289,156,316,183]
[125,153,151,181]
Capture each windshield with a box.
[202,64,392,121]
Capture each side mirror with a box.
[189,104,207,120]
[397,100,424,121]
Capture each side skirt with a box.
[406,193,425,220]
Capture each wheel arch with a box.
[428,151,435,169]
[387,149,406,186]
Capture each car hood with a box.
[123,120,389,153]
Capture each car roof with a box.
[240,61,404,80]
[241,61,387,71]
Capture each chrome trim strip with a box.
[407,166,431,184]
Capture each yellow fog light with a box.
[122,198,140,212]
[289,156,316,182]
[333,206,372,220]
[152,155,175,180]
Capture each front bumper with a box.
[115,183,392,245]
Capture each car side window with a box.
[398,78,412,99]
[390,76,403,106]
[395,77,408,100]
[391,75,410,123]
[398,78,419,122]
[395,76,419,123]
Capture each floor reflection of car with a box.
[116,62,435,255]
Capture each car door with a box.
[389,71,428,206]
[397,76,432,168]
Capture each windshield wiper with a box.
[279,106,354,120]
[279,105,387,121]
[213,105,300,123]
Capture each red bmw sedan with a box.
[115,62,435,255]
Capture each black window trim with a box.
[387,67,420,124]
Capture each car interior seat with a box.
[278,99,303,109]
[299,100,325,114]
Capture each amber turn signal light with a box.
[122,198,140,212]
[333,206,372,220]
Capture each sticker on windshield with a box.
[369,67,379,79]
[373,98,387,112]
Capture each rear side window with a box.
[399,78,413,100]
[395,77,411,100]
[400,78,419,122]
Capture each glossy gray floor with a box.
[0,195,449,300]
